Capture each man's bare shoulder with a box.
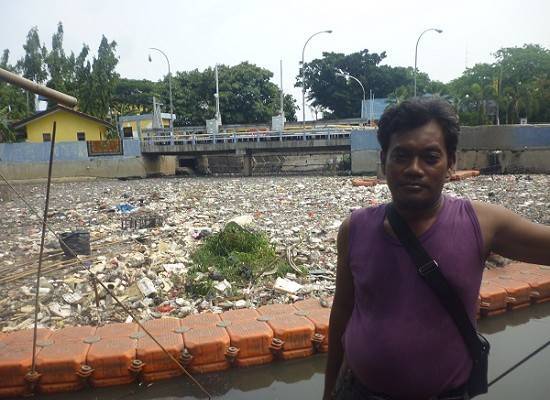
[471,199,550,265]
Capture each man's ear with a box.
[447,153,457,179]
[379,151,386,176]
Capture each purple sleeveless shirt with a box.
[343,195,484,399]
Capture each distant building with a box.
[117,113,175,139]
[12,105,114,143]
[361,98,390,122]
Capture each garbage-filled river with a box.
[1,175,549,399]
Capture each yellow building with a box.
[13,105,114,143]
[118,113,174,139]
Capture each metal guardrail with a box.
[140,127,359,146]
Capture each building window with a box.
[43,133,51,142]
[123,126,133,138]
[77,132,86,141]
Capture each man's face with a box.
[381,120,454,211]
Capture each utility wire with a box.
[0,168,212,399]
[488,340,549,387]
[30,121,57,375]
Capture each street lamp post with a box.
[301,30,332,128]
[414,28,442,98]
[335,68,366,101]
[336,68,366,120]
[148,47,174,133]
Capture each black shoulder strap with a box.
[386,203,482,359]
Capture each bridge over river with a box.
[140,127,366,156]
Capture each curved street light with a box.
[148,47,174,132]
[301,30,332,127]
[335,68,366,101]
[414,28,443,97]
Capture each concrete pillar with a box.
[242,153,253,176]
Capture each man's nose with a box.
[404,157,423,175]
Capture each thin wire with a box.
[488,340,549,387]
[0,171,212,399]
[31,120,57,374]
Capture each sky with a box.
[2,0,550,120]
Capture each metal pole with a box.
[301,30,332,128]
[280,59,284,116]
[149,48,174,133]
[215,65,221,126]
[0,68,77,108]
[414,28,442,98]
[30,120,57,376]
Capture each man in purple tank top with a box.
[323,98,550,400]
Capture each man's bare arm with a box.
[323,217,355,399]
[473,201,550,265]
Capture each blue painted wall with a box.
[0,139,141,164]
[351,125,550,152]
[351,130,380,151]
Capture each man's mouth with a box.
[401,183,426,191]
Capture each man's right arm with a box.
[323,217,355,399]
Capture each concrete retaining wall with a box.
[202,151,348,176]
[0,140,175,180]
[351,125,550,174]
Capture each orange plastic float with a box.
[0,328,53,397]
[36,325,96,394]
[86,323,138,388]
[221,309,274,367]
[180,313,231,373]
[294,298,330,352]
[1,263,550,398]
[257,304,316,360]
[136,318,184,382]
[450,170,480,181]
[479,279,509,316]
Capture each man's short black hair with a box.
[377,97,460,158]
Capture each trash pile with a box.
[0,174,548,331]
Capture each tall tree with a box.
[45,22,70,106]
[167,62,297,126]
[18,26,47,114]
[0,50,26,140]
[112,78,160,116]
[89,36,119,119]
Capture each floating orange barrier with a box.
[36,326,96,394]
[351,178,378,187]
[221,309,274,367]
[257,304,315,360]
[1,263,550,398]
[450,170,480,181]
[135,318,184,382]
[0,329,53,397]
[181,313,230,374]
[479,280,508,316]
[86,325,138,387]
[294,298,330,352]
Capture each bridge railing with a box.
[140,127,358,146]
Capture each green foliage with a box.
[166,62,297,126]
[0,106,16,142]
[112,78,160,116]
[447,44,550,125]
[188,222,291,296]
[87,36,119,119]
[0,50,27,124]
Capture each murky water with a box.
[41,302,550,400]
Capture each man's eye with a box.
[392,153,408,161]
[424,154,440,163]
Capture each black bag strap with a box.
[386,203,483,360]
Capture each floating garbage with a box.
[59,230,91,257]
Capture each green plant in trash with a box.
[187,222,295,296]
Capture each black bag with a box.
[386,204,490,398]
